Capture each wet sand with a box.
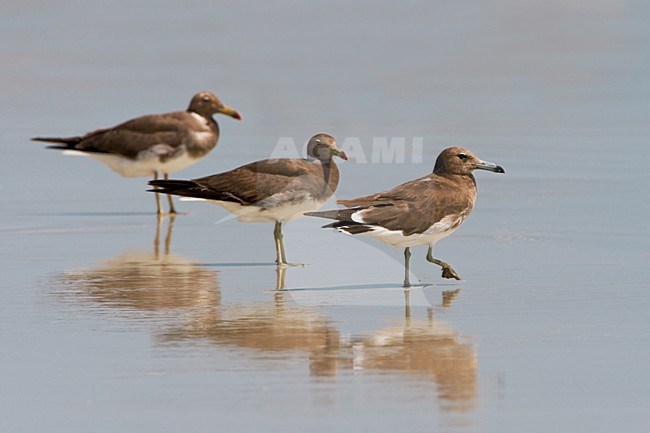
[2,1,650,432]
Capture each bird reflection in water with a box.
[56,216,220,315]
[160,265,341,373]
[160,267,475,411]
[56,224,475,412]
[349,288,476,412]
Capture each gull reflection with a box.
[159,266,341,373]
[56,230,475,413]
[348,289,476,412]
[158,267,476,411]
[56,216,220,314]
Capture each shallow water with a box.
[2,1,650,432]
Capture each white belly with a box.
[358,225,458,248]
[63,150,200,178]
[346,214,463,248]
[184,197,327,223]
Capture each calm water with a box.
[2,1,650,432]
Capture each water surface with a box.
[2,1,650,432]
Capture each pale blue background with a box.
[1,1,649,432]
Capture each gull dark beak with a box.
[475,160,505,173]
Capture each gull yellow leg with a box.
[426,245,461,280]
[274,221,286,265]
[403,247,411,287]
[163,173,177,215]
[153,171,162,216]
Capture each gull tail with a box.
[147,179,199,197]
[32,136,83,150]
[148,179,197,190]
[304,209,374,234]
[147,179,242,203]
[323,221,374,234]
[303,209,341,220]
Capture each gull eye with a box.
[202,96,210,103]
[458,153,468,160]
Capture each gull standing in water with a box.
[149,134,347,265]
[306,147,504,286]
[33,91,241,215]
